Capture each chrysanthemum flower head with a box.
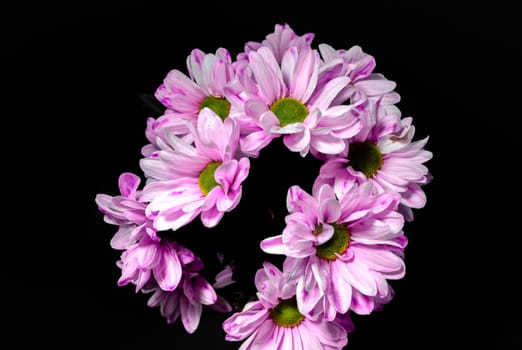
[315,109,432,221]
[95,172,158,249]
[227,43,361,158]
[140,108,250,230]
[142,47,239,156]
[155,47,236,120]
[222,261,350,349]
[261,182,406,319]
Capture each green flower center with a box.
[199,96,231,121]
[198,161,221,195]
[315,223,350,260]
[347,141,383,178]
[270,97,308,127]
[269,297,305,328]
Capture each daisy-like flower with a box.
[260,183,406,319]
[95,172,157,249]
[140,108,250,231]
[315,111,432,221]
[143,47,238,155]
[143,250,235,333]
[223,261,349,349]
[226,44,360,158]
[155,47,236,121]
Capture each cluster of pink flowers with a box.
[96,23,432,349]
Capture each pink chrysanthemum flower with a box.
[226,44,360,158]
[140,108,250,230]
[223,262,350,349]
[143,253,235,333]
[143,47,238,156]
[260,183,406,319]
[315,111,432,221]
[155,47,236,120]
[95,172,158,249]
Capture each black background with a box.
[3,2,519,349]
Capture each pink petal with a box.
[200,206,225,228]
[245,99,269,119]
[222,303,268,340]
[330,262,353,314]
[216,189,242,212]
[213,265,236,289]
[210,57,233,95]
[154,208,200,231]
[370,191,402,215]
[248,48,282,102]
[306,319,348,347]
[351,245,405,278]
[195,108,230,159]
[286,185,318,220]
[318,198,341,223]
[401,183,427,208]
[146,289,163,308]
[350,289,375,315]
[118,172,141,198]
[232,157,250,190]
[311,258,329,292]
[180,296,202,334]
[134,270,151,292]
[341,259,377,296]
[187,48,207,87]
[273,122,306,134]
[193,275,218,305]
[283,127,310,154]
[157,69,206,112]
[209,295,233,313]
[296,277,323,315]
[295,322,323,349]
[260,235,286,255]
[153,245,182,291]
[215,159,239,190]
[283,221,315,242]
[110,224,136,250]
[260,111,281,132]
[309,76,350,111]
[355,73,396,96]
[314,183,336,203]
[289,46,318,102]
[335,312,356,333]
[310,133,346,155]
[290,327,304,350]
[314,224,334,245]
[161,290,181,320]
[253,318,280,346]
[136,239,160,269]
[240,130,274,157]
[281,46,298,89]
[276,327,295,350]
